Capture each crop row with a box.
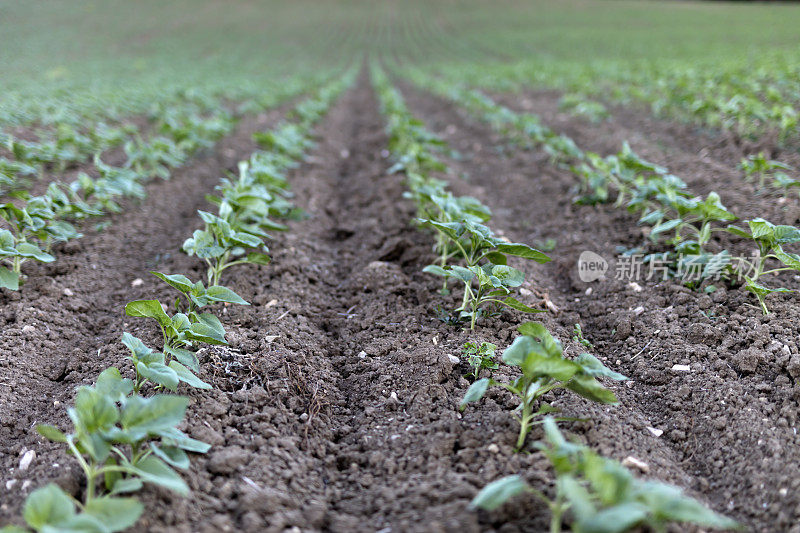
[0,76,334,292]
[404,69,800,315]
[432,53,800,146]
[0,71,354,533]
[370,64,737,532]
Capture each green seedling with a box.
[727,218,800,314]
[462,341,498,380]
[472,418,740,533]
[421,219,549,329]
[740,152,793,189]
[572,324,593,350]
[182,210,270,285]
[29,368,209,533]
[460,322,626,450]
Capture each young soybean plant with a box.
[740,152,793,189]
[727,218,800,314]
[461,322,626,450]
[421,219,550,329]
[462,341,498,380]
[472,418,740,533]
[8,368,210,533]
[182,210,271,286]
[124,271,249,386]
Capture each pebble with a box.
[19,450,35,471]
[628,282,643,292]
[358,351,367,359]
[632,306,645,316]
[265,299,278,308]
[5,479,17,490]
[646,426,663,437]
[622,456,649,473]
[447,354,460,364]
[487,444,500,454]
[131,278,143,287]
[63,288,73,296]
[671,364,691,372]
[585,287,593,296]
[21,325,35,334]
[519,288,533,297]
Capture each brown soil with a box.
[2,71,799,533]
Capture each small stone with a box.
[628,282,643,292]
[671,364,691,372]
[358,351,367,359]
[487,444,500,454]
[21,480,31,490]
[131,278,143,287]
[265,299,278,308]
[585,287,593,296]
[21,325,35,334]
[786,354,800,379]
[264,335,279,343]
[6,479,17,490]
[447,354,459,364]
[63,288,73,296]
[208,447,251,475]
[519,287,533,297]
[646,426,663,437]
[632,306,645,316]
[340,149,350,159]
[622,456,650,473]
[780,488,788,497]
[19,450,35,471]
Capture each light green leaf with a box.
[470,475,529,511]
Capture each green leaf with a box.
[149,443,190,469]
[565,375,619,404]
[494,243,550,263]
[150,271,193,293]
[575,502,649,533]
[137,361,179,391]
[120,395,188,441]
[500,296,542,313]
[94,367,133,398]
[470,475,529,511]
[490,265,524,287]
[205,285,249,305]
[109,478,143,496]
[120,333,152,360]
[131,455,188,495]
[575,353,628,381]
[0,266,19,290]
[23,484,75,530]
[168,360,212,390]
[84,497,143,532]
[15,242,55,262]
[158,427,211,453]
[165,346,200,372]
[244,252,270,265]
[422,264,449,277]
[36,424,67,443]
[124,300,170,328]
[460,378,490,409]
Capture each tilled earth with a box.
[1,72,799,532]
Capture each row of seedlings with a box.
[405,70,800,315]
[0,74,353,533]
[0,79,320,292]
[371,65,739,532]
